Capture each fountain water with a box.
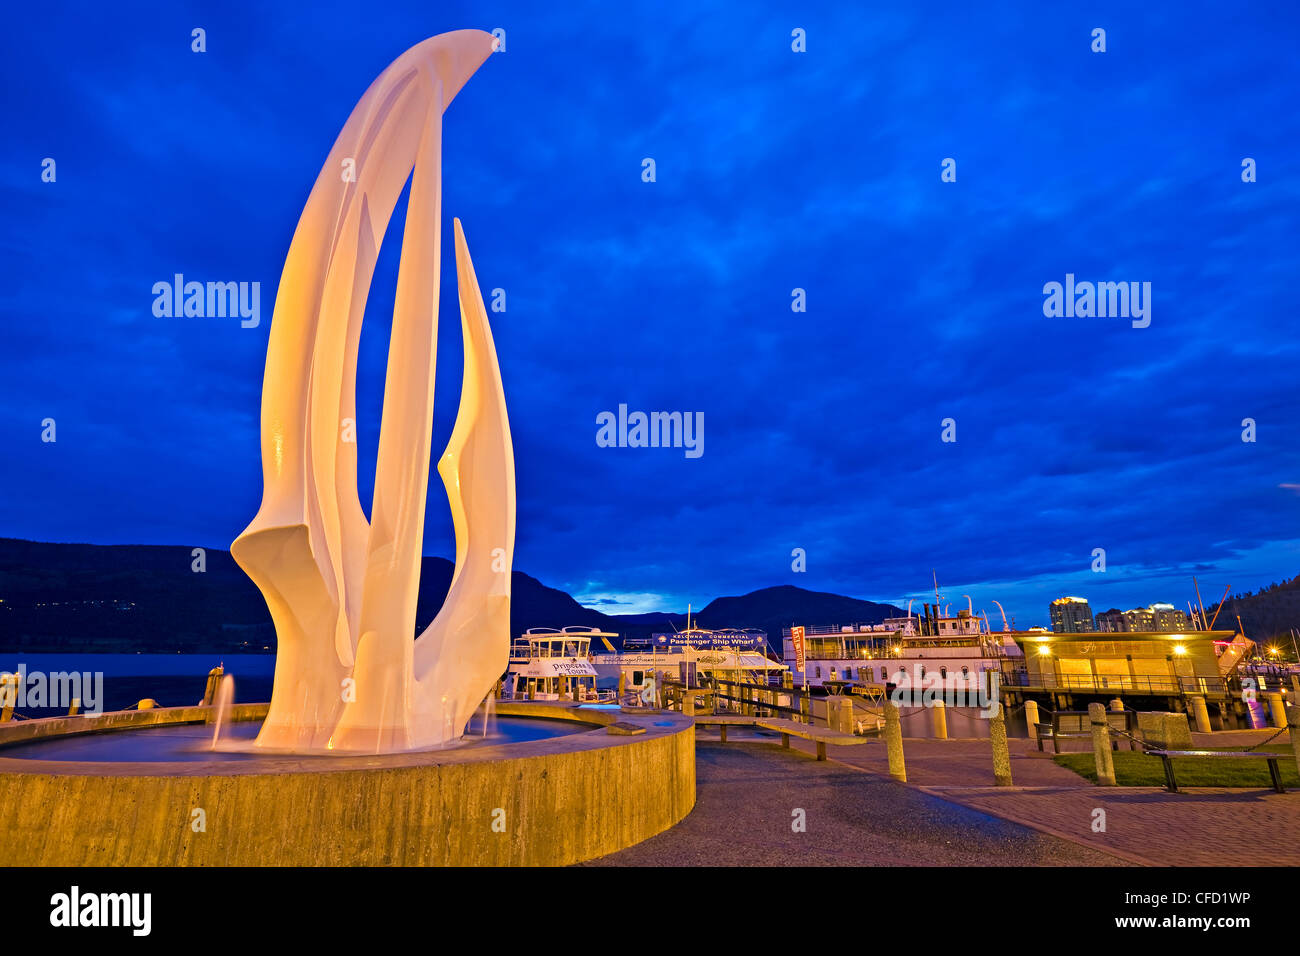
[208,674,235,750]
[478,692,497,739]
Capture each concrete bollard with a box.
[200,665,224,706]
[0,672,20,723]
[1109,698,1124,713]
[884,700,906,782]
[1024,699,1040,739]
[137,698,158,711]
[1265,692,1288,729]
[1187,694,1212,734]
[1088,702,1117,786]
[827,695,853,734]
[989,705,1013,787]
[931,699,948,740]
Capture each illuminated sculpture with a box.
[232,30,513,753]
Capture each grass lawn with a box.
[1054,743,1300,788]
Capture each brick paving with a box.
[728,727,1300,867]
[585,741,1126,866]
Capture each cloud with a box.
[2,1,1297,627]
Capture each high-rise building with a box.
[1149,602,1192,631]
[1049,596,1094,633]
[1094,603,1191,632]
[1094,608,1125,632]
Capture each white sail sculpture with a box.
[231,29,514,753]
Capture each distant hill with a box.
[609,585,905,646]
[0,538,904,655]
[0,538,601,654]
[1204,575,1300,652]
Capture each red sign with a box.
[791,626,806,675]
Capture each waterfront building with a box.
[999,628,1257,728]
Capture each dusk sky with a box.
[3,1,1298,627]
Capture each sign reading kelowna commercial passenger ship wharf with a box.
[652,630,766,648]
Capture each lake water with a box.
[0,653,275,717]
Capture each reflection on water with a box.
[894,707,1008,739]
[1244,700,1270,729]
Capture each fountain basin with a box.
[0,715,586,762]
[0,701,695,866]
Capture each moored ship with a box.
[783,602,1018,692]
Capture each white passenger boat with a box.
[591,626,787,693]
[501,627,617,702]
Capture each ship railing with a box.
[782,624,897,638]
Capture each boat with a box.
[591,625,788,694]
[783,602,1018,693]
[500,627,618,702]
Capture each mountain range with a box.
[1203,575,1300,652]
[0,538,904,654]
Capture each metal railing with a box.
[661,677,816,724]
[999,670,1229,695]
[1031,707,1143,754]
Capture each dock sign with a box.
[791,625,806,674]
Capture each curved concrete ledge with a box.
[0,703,695,866]
[0,702,270,748]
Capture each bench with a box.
[1034,711,1140,754]
[1147,749,1287,794]
[693,715,757,743]
[754,717,869,760]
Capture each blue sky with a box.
[2,1,1298,627]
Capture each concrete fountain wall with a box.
[0,703,694,866]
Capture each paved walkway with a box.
[583,742,1126,866]
[756,727,1300,867]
